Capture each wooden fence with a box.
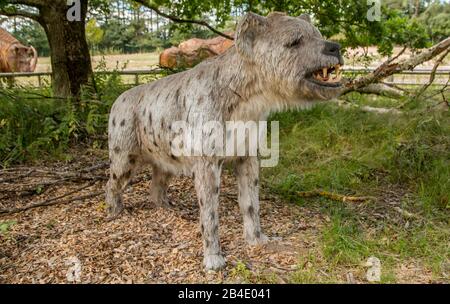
[0,67,449,87]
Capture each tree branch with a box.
[415,48,450,98]
[0,183,102,216]
[354,83,406,98]
[132,0,234,40]
[0,7,40,21]
[6,0,45,7]
[343,37,450,94]
[333,99,402,115]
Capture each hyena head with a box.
[235,12,345,101]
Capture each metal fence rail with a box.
[0,67,449,87]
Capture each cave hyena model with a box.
[107,12,344,270]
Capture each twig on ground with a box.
[224,188,373,203]
[333,99,402,114]
[0,174,148,216]
[297,190,375,203]
[0,161,110,197]
[1,175,108,198]
[392,206,418,219]
[0,169,35,183]
[0,182,100,215]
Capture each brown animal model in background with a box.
[0,28,38,73]
[160,34,234,69]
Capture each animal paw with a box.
[106,203,124,221]
[156,197,171,208]
[203,254,226,271]
[246,232,269,246]
[151,193,171,208]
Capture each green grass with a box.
[0,70,132,166]
[265,100,449,209]
[262,95,449,282]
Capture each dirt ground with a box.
[0,155,437,284]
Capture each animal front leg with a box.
[235,157,268,245]
[194,161,226,271]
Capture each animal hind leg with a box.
[150,164,172,208]
[106,150,140,219]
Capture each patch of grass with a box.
[0,90,75,165]
[0,68,134,166]
[263,97,449,281]
[265,101,449,211]
[0,220,16,236]
[229,261,254,283]
[322,207,371,265]
[228,261,279,284]
[289,253,341,283]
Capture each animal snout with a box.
[323,41,341,57]
[323,41,344,65]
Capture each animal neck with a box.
[215,48,277,121]
[218,48,264,99]
[215,48,317,120]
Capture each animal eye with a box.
[285,37,303,48]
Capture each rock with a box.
[365,256,381,282]
[159,34,234,69]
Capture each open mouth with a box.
[308,64,343,87]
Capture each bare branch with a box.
[133,0,234,40]
[297,190,375,203]
[6,0,45,7]
[415,48,450,98]
[343,37,450,94]
[0,7,40,21]
[0,183,102,216]
[355,83,406,98]
[333,99,403,115]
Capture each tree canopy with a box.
[2,0,448,56]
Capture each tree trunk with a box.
[414,0,420,17]
[39,0,93,99]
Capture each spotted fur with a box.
[106,12,343,271]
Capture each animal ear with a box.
[10,45,19,54]
[235,12,268,60]
[298,14,311,23]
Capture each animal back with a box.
[0,28,20,46]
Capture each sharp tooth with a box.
[323,68,328,78]
[335,64,340,76]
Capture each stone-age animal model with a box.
[107,12,344,271]
[160,35,234,69]
[0,28,38,73]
